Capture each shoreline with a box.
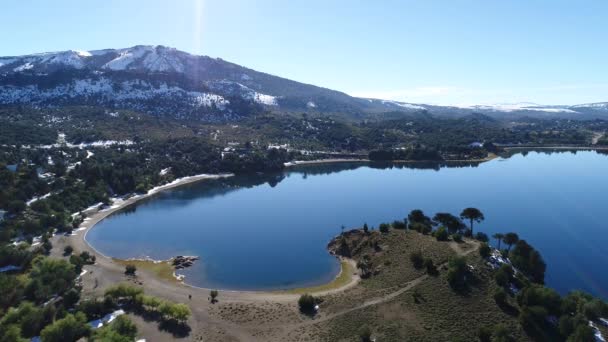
[80,173,235,260]
[70,171,359,297]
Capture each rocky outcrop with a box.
[172,256,199,270]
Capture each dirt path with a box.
[271,239,480,340]
[592,132,605,145]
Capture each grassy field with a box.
[306,229,531,342]
[113,258,178,283]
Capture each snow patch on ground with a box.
[14,62,34,72]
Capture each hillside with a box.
[2,45,608,122]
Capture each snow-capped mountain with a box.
[1,45,607,121]
[0,45,399,120]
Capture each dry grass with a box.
[308,229,531,342]
[113,258,178,283]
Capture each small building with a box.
[469,142,484,148]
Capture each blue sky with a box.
[2,0,607,105]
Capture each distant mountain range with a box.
[1,45,607,121]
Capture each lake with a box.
[86,150,608,298]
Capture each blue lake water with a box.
[87,150,608,297]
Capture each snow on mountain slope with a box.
[0,77,229,115]
[204,80,278,106]
[102,47,151,70]
[458,103,578,113]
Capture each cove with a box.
[86,150,608,298]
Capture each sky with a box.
[1,0,607,105]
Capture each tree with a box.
[0,325,27,342]
[567,324,594,342]
[298,294,316,313]
[63,245,73,256]
[492,233,504,250]
[26,256,76,303]
[166,303,191,322]
[408,209,431,228]
[502,233,519,252]
[433,213,464,233]
[210,290,218,303]
[124,264,136,276]
[363,223,369,233]
[460,208,484,235]
[510,240,546,284]
[40,312,90,342]
[109,315,137,339]
[479,242,491,258]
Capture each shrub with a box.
[475,232,489,242]
[358,325,372,342]
[210,290,218,303]
[495,264,514,287]
[452,233,463,243]
[379,223,390,233]
[298,294,316,313]
[124,264,136,276]
[479,242,491,258]
[494,287,508,305]
[447,256,468,290]
[63,245,73,256]
[424,258,437,275]
[435,226,448,241]
[410,251,424,269]
[392,220,407,229]
[477,326,493,342]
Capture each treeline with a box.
[0,241,190,341]
[0,137,292,241]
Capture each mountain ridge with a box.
[1,45,607,121]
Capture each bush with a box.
[477,326,493,342]
[379,223,390,233]
[124,264,136,276]
[63,245,73,256]
[424,258,437,275]
[452,233,463,243]
[435,226,448,241]
[475,232,489,242]
[298,294,316,313]
[494,287,508,305]
[392,220,406,229]
[495,264,514,287]
[40,312,90,342]
[410,251,424,269]
[358,325,372,342]
[479,242,491,258]
[447,256,468,290]
[210,290,218,303]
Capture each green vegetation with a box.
[316,209,608,342]
[124,264,136,276]
[298,294,317,314]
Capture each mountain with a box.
[1,45,607,121]
[0,45,401,121]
